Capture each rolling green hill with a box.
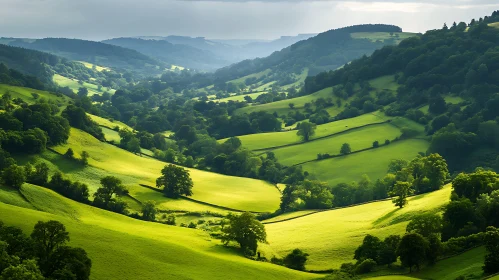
[265,185,452,271]
[53,74,115,96]
[6,38,166,77]
[0,184,316,280]
[47,128,281,213]
[212,25,416,90]
[228,113,389,151]
[301,139,429,186]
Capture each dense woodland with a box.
[303,11,499,172]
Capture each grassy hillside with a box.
[351,32,418,43]
[301,139,429,186]
[230,113,389,151]
[265,185,452,270]
[78,61,110,72]
[0,84,69,105]
[0,184,316,280]
[216,91,267,103]
[49,128,280,213]
[236,87,335,115]
[86,113,132,130]
[272,123,402,166]
[53,74,115,96]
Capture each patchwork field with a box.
[49,128,280,213]
[0,184,316,280]
[272,123,402,166]
[301,139,430,186]
[235,87,335,115]
[53,74,115,96]
[77,61,110,72]
[216,91,267,103]
[227,113,389,151]
[265,185,452,271]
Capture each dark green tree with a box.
[340,143,351,155]
[354,235,382,262]
[2,164,26,189]
[406,213,442,238]
[30,220,70,267]
[141,201,157,221]
[297,121,316,142]
[221,212,266,254]
[397,233,428,272]
[156,164,193,198]
[283,249,309,271]
[389,181,414,208]
[378,235,401,266]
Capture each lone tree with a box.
[340,143,352,155]
[156,164,193,198]
[221,212,266,255]
[2,164,26,189]
[297,121,316,142]
[288,103,295,109]
[283,249,309,271]
[389,181,414,208]
[397,233,428,272]
[141,201,157,221]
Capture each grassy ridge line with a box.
[138,184,266,214]
[253,120,391,152]
[291,138,408,166]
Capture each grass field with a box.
[282,68,309,90]
[0,184,316,280]
[236,87,335,116]
[489,22,499,28]
[86,113,132,130]
[77,61,110,72]
[351,32,418,43]
[228,69,271,85]
[0,84,69,105]
[101,126,121,143]
[255,81,277,92]
[265,185,452,271]
[53,74,115,96]
[411,247,485,280]
[228,113,389,151]
[216,91,267,103]
[272,123,402,166]
[49,128,280,213]
[301,139,429,186]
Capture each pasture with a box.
[50,128,281,213]
[301,139,430,186]
[272,123,402,166]
[350,32,418,44]
[53,74,115,96]
[0,185,316,280]
[265,185,452,271]
[216,91,267,103]
[86,113,133,130]
[228,112,389,151]
[0,84,68,105]
[77,61,110,72]
[236,87,335,115]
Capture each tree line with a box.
[0,220,92,279]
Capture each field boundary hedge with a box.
[252,120,392,152]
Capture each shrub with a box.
[441,232,484,256]
[355,259,377,274]
[283,249,309,271]
[188,222,197,228]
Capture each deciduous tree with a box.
[156,164,193,198]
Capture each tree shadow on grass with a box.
[372,207,402,227]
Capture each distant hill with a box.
[102,37,230,71]
[6,38,165,77]
[132,34,317,69]
[211,24,413,89]
[0,43,101,86]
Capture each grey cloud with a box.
[0,0,497,41]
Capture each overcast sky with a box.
[0,0,498,41]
